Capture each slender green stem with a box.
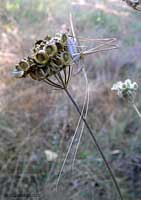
[64,87,124,200]
[133,103,141,118]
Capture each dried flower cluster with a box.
[12,32,72,82]
[123,0,141,10]
[111,79,138,102]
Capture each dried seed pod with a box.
[44,35,52,41]
[55,40,64,52]
[28,57,36,67]
[35,40,44,46]
[52,52,70,66]
[52,55,64,67]
[55,32,68,45]
[44,42,57,57]
[32,40,47,54]
[29,68,47,81]
[19,58,30,72]
[52,37,64,52]
[123,0,140,10]
[29,70,38,80]
[32,40,43,52]
[34,50,49,65]
[61,51,71,65]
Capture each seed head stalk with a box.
[133,103,141,118]
[64,87,124,200]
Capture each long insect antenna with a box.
[56,59,89,189]
[77,38,118,57]
[56,14,88,190]
[55,100,87,188]
[72,68,89,169]
[70,13,89,169]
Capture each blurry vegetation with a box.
[0,0,141,199]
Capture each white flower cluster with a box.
[111,79,138,100]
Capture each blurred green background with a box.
[0,0,141,199]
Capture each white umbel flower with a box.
[111,79,138,101]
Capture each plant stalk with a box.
[133,103,141,118]
[64,87,124,200]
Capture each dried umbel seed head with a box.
[123,0,140,10]
[44,43,58,57]
[12,32,71,84]
[34,50,49,65]
[111,79,138,102]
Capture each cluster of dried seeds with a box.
[123,0,141,10]
[13,32,71,82]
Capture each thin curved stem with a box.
[64,87,124,200]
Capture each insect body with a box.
[67,36,78,59]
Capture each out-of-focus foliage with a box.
[0,0,141,199]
